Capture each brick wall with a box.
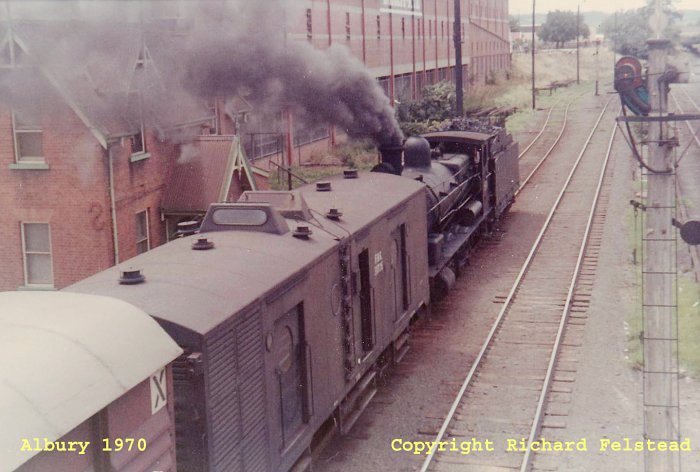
[0,105,114,291]
[0,102,178,291]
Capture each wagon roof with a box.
[68,172,425,336]
[0,292,182,471]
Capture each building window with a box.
[345,12,351,41]
[306,9,312,40]
[136,210,150,255]
[429,20,432,38]
[441,21,444,38]
[21,223,53,287]
[401,17,405,38]
[12,110,44,162]
[127,92,148,159]
[376,15,381,39]
[131,124,146,155]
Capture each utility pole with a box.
[595,39,599,96]
[642,0,680,468]
[576,4,580,85]
[531,0,536,109]
[454,0,463,115]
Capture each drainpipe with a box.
[107,145,119,265]
[389,10,395,106]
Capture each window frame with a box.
[20,222,54,288]
[12,110,44,164]
[135,209,151,255]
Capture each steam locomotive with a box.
[4,127,518,472]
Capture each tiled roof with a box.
[162,135,234,213]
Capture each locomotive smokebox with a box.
[404,136,432,168]
[377,145,404,175]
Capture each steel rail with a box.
[418,97,613,472]
[670,89,700,281]
[515,100,574,197]
[520,114,618,472]
[518,101,558,159]
[518,91,587,160]
[674,89,700,148]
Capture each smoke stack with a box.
[377,145,404,176]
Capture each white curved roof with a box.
[0,292,182,471]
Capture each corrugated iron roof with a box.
[162,136,235,213]
[0,292,182,471]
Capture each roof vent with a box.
[293,225,312,239]
[119,268,145,285]
[326,208,343,220]
[316,181,332,192]
[343,169,358,179]
[176,220,200,238]
[192,237,215,250]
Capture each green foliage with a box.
[396,81,456,133]
[601,0,682,58]
[509,15,520,32]
[538,10,590,48]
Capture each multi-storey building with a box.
[1,0,510,291]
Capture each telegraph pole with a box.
[642,1,680,469]
[594,39,599,96]
[531,0,536,109]
[576,4,580,84]
[454,0,463,116]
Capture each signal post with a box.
[642,35,680,472]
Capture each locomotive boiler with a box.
[378,126,519,297]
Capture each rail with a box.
[419,98,615,472]
[670,88,700,281]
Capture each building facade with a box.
[0,0,511,291]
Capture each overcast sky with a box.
[509,0,697,16]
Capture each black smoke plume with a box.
[182,2,404,147]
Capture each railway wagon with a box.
[1,292,182,472]
[68,171,430,471]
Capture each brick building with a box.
[247,0,512,164]
[1,0,511,291]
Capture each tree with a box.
[601,0,681,58]
[538,10,589,48]
[509,15,520,32]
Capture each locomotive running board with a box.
[338,369,378,435]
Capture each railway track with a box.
[419,101,618,472]
[669,87,700,281]
[516,93,588,195]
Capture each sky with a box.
[509,0,698,15]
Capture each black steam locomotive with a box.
[9,127,518,472]
[378,127,519,297]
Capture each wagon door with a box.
[391,224,410,323]
[273,305,306,447]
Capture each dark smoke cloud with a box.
[0,0,404,146]
[183,19,404,146]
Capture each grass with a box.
[269,140,378,190]
[625,205,700,376]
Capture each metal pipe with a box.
[107,145,119,265]
[454,0,463,115]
